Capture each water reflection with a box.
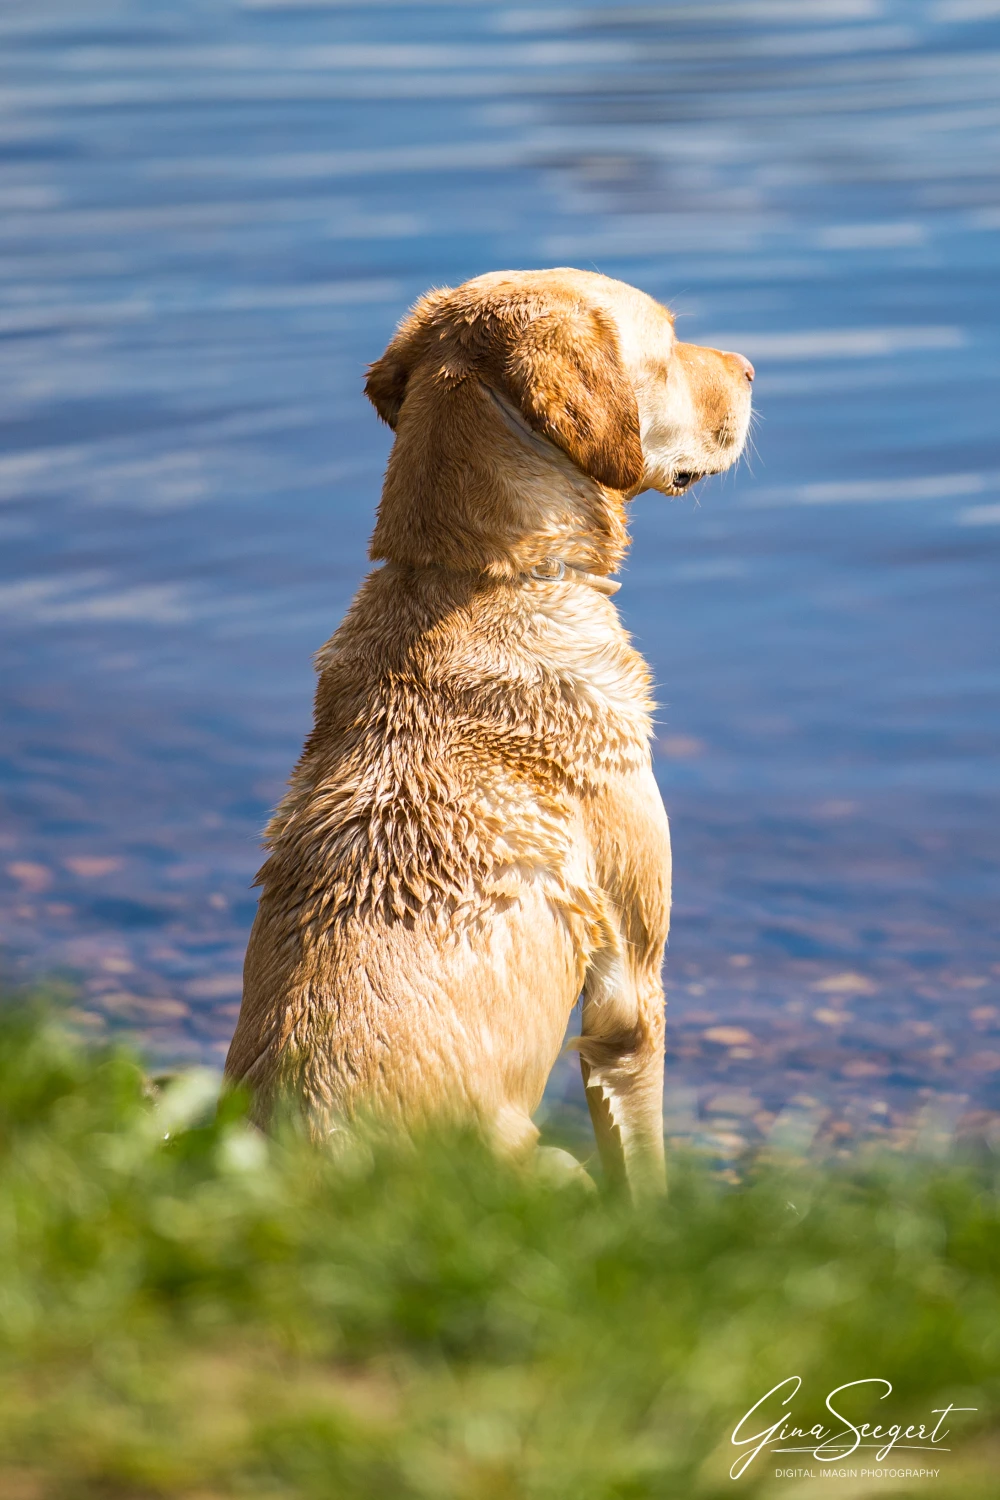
[1,0,998,1151]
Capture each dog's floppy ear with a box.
[364,287,453,429]
[500,303,644,492]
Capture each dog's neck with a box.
[368,373,630,580]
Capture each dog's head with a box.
[365,269,753,572]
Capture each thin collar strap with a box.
[525,556,621,597]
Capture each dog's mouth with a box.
[670,471,704,493]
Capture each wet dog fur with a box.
[225,268,753,1192]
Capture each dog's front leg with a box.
[575,941,667,1196]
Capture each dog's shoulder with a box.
[313,563,654,769]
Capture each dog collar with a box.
[525,557,621,597]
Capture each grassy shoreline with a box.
[0,998,997,1499]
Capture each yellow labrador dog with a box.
[225,268,752,1192]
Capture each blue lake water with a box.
[2,0,998,1147]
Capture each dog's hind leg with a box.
[575,940,666,1196]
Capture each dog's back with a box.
[227,559,655,1149]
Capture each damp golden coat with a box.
[225,268,753,1191]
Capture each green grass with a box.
[0,996,998,1499]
